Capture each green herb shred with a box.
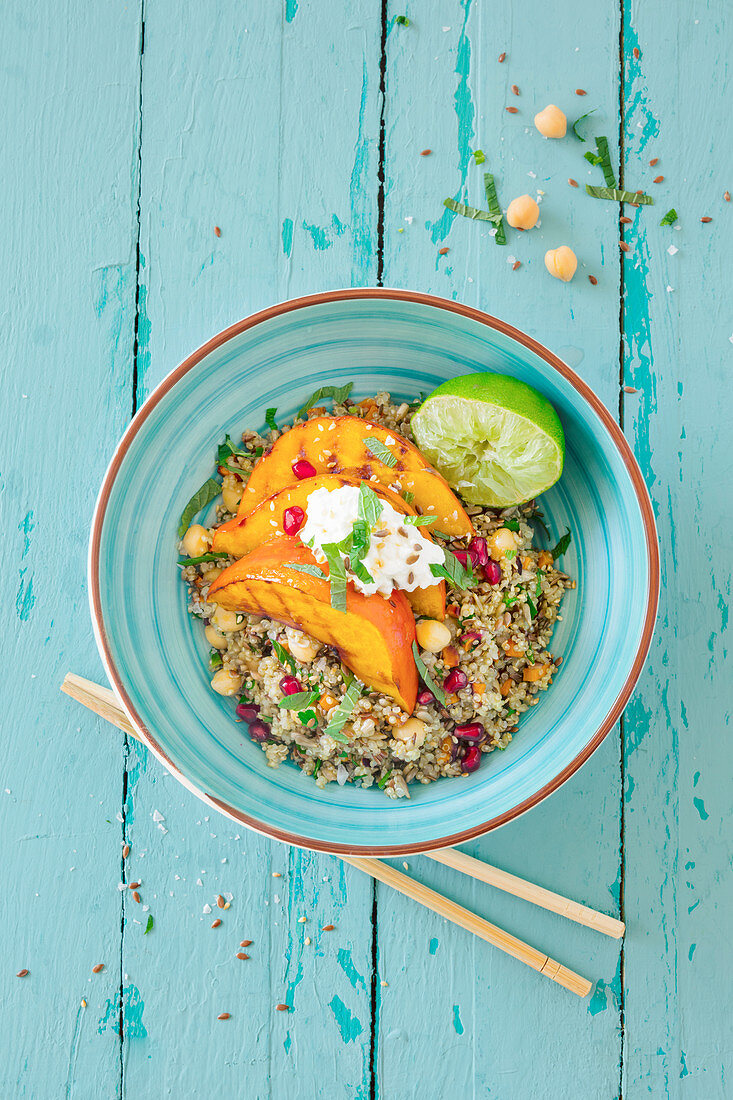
[177,477,221,537]
[586,184,653,205]
[403,514,437,526]
[265,407,278,431]
[272,638,296,675]
[401,490,415,504]
[178,551,225,566]
[283,562,328,580]
[322,543,347,612]
[594,136,617,188]
[217,433,249,464]
[430,548,476,590]
[483,171,507,245]
[473,149,486,165]
[209,650,223,670]
[323,674,363,742]
[571,109,597,142]
[358,481,384,525]
[443,197,497,223]
[296,383,353,420]
[377,770,393,790]
[411,642,447,705]
[660,207,678,226]
[525,645,536,665]
[144,915,154,934]
[502,519,520,532]
[526,594,537,618]
[395,14,410,24]
[550,528,572,559]
[277,690,320,710]
[364,437,398,467]
[312,759,321,779]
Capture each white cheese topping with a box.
[299,485,444,598]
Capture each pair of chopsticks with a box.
[61,673,623,997]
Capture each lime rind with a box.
[412,378,565,507]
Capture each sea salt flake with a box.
[152,810,164,823]
[274,894,280,903]
[507,254,516,265]
[729,335,733,345]
[527,170,537,178]
[404,216,414,224]
[157,824,168,834]
[115,811,124,823]
[196,878,203,886]
[667,245,678,256]
[667,285,674,293]
[203,903,212,914]
[142,905,149,912]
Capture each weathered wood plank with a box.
[621,3,733,1096]
[379,3,624,1095]
[0,1,142,1095]
[121,2,382,1095]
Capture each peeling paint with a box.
[281,217,294,258]
[429,937,439,956]
[329,995,363,1043]
[452,1004,464,1035]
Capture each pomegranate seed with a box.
[454,722,485,742]
[417,689,434,705]
[468,537,488,567]
[451,549,469,568]
[236,702,259,722]
[283,505,305,535]
[483,559,501,585]
[461,745,482,773]
[443,668,468,693]
[279,675,302,695]
[249,720,271,743]
[292,459,317,480]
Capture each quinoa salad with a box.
[178,386,575,800]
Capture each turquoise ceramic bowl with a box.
[90,290,658,855]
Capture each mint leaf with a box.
[272,639,296,675]
[403,515,436,526]
[178,551,225,566]
[473,149,486,165]
[322,543,347,612]
[483,171,507,246]
[178,478,221,538]
[323,675,363,742]
[144,915,154,934]
[358,481,384,525]
[283,562,328,580]
[502,519,520,531]
[660,208,678,226]
[296,383,353,420]
[217,433,248,464]
[430,548,476,590]
[278,690,320,710]
[265,407,278,431]
[550,528,572,559]
[364,437,398,467]
[411,642,447,705]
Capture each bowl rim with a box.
[89,287,659,855]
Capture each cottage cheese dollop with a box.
[299,485,444,598]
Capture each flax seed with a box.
[505,106,518,114]
[653,175,664,183]
[725,191,731,202]
[240,940,253,947]
[624,386,638,393]
[498,52,506,62]
[575,88,587,95]
[216,895,226,908]
[700,216,712,223]
[649,157,659,166]
[92,964,104,974]
[128,881,141,890]
[276,1004,290,1011]
[588,275,598,285]
[620,215,632,224]
[568,178,579,187]
[322,924,335,931]
[122,844,130,859]
[214,226,221,237]
[218,1013,231,1020]
[211,919,222,928]
[511,84,519,95]
[132,891,141,903]
[236,952,250,960]
[512,260,521,271]
[81,999,87,1008]
[438,247,449,255]
[619,241,631,252]
[420,149,432,156]
[16,969,29,977]
[633,46,640,59]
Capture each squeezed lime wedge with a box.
[411,373,565,506]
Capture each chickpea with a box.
[488,527,519,560]
[211,606,243,633]
[544,245,578,282]
[393,717,427,748]
[534,104,567,138]
[221,474,243,514]
[204,624,228,651]
[506,194,540,230]
[211,667,243,696]
[285,626,321,663]
[415,618,452,653]
[181,524,211,558]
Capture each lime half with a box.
[411,373,565,506]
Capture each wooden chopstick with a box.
[344,856,592,997]
[426,848,625,939]
[61,672,595,996]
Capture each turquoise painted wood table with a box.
[2,1,730,1096]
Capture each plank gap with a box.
[617,1,627,1097]
[130,0,147,420]
[376,0,388,287]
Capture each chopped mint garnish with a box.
[265,407,278,431]
[323,675,363,742]
[272,639,296,675]
[178,478,221,538]
[411,642,447,706]
[550,528,572,559]
[296,383,353,420]
[364,437,398,467]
